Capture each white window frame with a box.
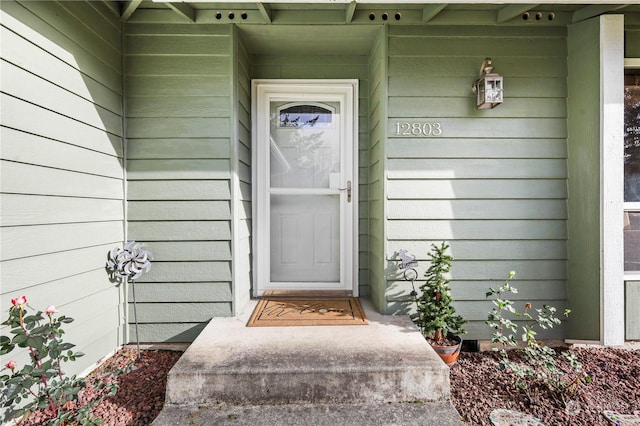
[624,59,640,281]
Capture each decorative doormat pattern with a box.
[247,296,368,327]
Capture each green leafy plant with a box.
[0,297,122,425]
[415,242,466,344]
[485,272,590,405]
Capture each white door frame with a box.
[251,79,358,297]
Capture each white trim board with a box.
[600,15,625,346]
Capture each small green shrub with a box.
[415,242,466,343]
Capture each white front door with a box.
[252,80,358,296]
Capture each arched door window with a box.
[277,103,334,128]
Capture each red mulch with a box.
[450,346,640,425]
[16,348,181,426]
[13,345,640,425]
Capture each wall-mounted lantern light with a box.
[472,58,503,109]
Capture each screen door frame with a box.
[251,79,359,297]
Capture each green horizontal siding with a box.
[125,22,233,342]
[127,159,231,180]
[1,30,121,113]
[149,241,231,261]
[2,245,118,292]
[390,97,567,118]
[138,262,232,283]
[128,221,231,241]
[387,158,567,178]
[126,76,230,97]
[368,26,387,310]
[1,222,124,261]
[388,220,566,241]
[388,240,567,260]
[127,96,231,118]
[387,200,567,220]
[393,37,565,56]
[127,117,231,139]
[387,138,567,158]
[388,179,567,199]
[566,18,602,341]
[0,0,125,383]
[1,161,122,199]
[128,302,232,322]
[626,28,640,58]
[387,118,567,138]
[626,282,640,340]
[127,139,231,159]
[1,128,123,178]
[389,280,567,302]
[128,180,231,200]
[2,93,121,156]
[233,29,252,313]
[384,25,568,339]
[127,56,230,76]
[0,195,123,226]
[128,201,231,221]
[131,323,207,343]
[461,321,565,340]
[2,2,121,89]
[3,60,122,134]
[130,282,232,302]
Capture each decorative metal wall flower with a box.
[106,241,153,359]
[106,241,153,281]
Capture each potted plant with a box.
[414,242,466,366]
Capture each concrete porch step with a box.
[152,401,465,425]
[163,299,451,406]
[155,298,464,425]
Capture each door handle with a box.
[339,180,352,203]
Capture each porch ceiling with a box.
[118,1,640,55]
[121,1,640,25]
[238,25,381,55]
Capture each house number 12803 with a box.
[394,121,443,137]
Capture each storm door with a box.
[252,80,358,296]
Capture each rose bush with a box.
[0,297,127,425]
[485,273,591,408]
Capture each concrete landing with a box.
[153,298,464,425]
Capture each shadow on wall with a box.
[0,0,127,383]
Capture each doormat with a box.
[247,296,368,327]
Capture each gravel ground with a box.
[15,348,182,426]
[14,345,640,425]
[450,346,640,425]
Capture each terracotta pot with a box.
[431,335,462,366]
